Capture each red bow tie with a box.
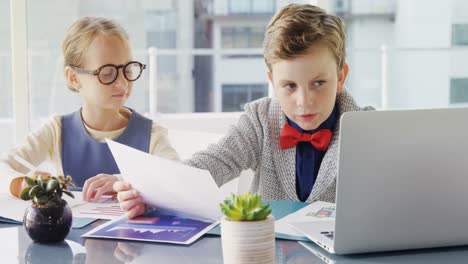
[280,123,332,151]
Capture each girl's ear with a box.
[337,63,349,93]
[64,66,80,92]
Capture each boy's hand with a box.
[113,181,145,219]
[83,174,118,202]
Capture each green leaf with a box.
[63,190,74,198]
[36,175,43,187]
[28,185,42,198]
[46,179,59,193]
[221,193,269,221]
[33,195,49,205]
[24,176,36,187]
[20,186,32,200]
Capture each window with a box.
[252,0,275,13]
[221,26,264,48]
[14,0,468,123]
[26,0,153,119]
[452,24,468,46]
[222,84,268,112]
[228,0,275,14]
[146,10,177,49]
[229,0,250,14]
[0,0,14,150]
[450,78,468,103]
[146,10,178,80]
[0,0,12,119]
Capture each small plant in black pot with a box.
[20,175,75,243]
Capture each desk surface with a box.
[2,221,468,264]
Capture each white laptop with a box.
[298,241,468,263]
[290,108,468,254]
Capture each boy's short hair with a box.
[263,4,346,72]
[62,17,129,92]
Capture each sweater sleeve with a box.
[0,115,60,193]
[184,101,265,187]
[149,123,180,161]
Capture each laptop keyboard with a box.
[320,231,334,240]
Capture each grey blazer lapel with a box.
[307,128,340,201]
[270,99,299,201]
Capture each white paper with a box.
[0,193,29,222]
[106,139,227,221]
[275,201,335,236]
[0,191,122,222]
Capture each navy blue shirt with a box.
[287,104,338,202]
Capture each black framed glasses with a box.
[71,61,146,85]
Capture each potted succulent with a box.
[20,175,75,243]
[219,193,275,264]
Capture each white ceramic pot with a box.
[221,215,275,264]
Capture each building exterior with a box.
[2,0,468,120]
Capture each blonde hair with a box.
[263,4,346,72]
[62,17,129,91]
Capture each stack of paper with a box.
[275,201,335,237]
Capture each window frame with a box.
[10,0,30,143]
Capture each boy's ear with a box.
[267,71,275,96]
[337,63,349,93]
[267,71,273,84]
[64,66,81,92]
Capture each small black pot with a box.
[23,202,73,243]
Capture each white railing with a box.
[5,46,468,114]
[5,45,468,144]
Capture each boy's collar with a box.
[286,104,338,134]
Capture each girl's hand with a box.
[113,181,145,219]
[83,174,118,201]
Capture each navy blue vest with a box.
[61,108,152,187]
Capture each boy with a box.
[115,4,373,218]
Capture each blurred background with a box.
[3,0,468,150]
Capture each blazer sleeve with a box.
[184,102,265,187]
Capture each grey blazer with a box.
[185,90,373,202]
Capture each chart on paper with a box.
[70,194,125,220]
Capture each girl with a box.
[1,17,178,201]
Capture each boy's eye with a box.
[283,83,296,89]
[313,80,326,87]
